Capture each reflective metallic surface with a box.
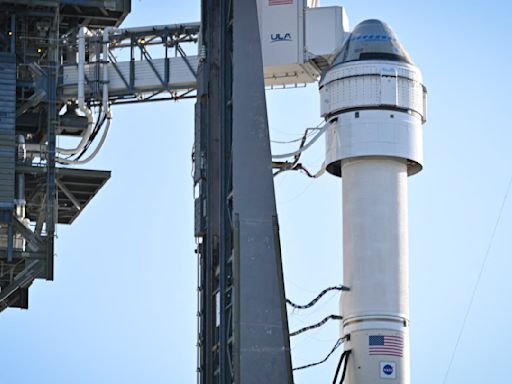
[331,19,413,66]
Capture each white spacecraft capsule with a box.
[320,19,427,383]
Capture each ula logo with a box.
[271,33,292,42]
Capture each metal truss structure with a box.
[0,1,199,311]
[0,0,128,310]
[60,22,200,105]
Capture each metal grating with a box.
[1,1,131,29]
[23,167,111,225]
[0,53,16,210]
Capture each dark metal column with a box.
[231,0,293,382]
[45,10,59,281]
[195,0,292,383]
[195,0,234,383]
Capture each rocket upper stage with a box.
[319,19,427,177]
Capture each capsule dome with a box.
[331,19,413,67]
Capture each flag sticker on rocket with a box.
[269,0,293,5]
[369,335,403,357]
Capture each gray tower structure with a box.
[1,1,295,382]
[0,0,129,310]
[195,1,293,382]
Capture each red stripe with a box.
[369,352,403,357]
[370,348,403,352]
[369,348,403,352]
[370,349,403,353]
[269,0,293,5]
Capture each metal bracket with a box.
[12,215,44,252]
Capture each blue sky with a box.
[1,1,512,383]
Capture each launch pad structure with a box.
[0,1,426,383]
[0,1,296,382]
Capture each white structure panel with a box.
[341,158,409,321]
[321,61,423,86]
[257,0,303,67]
[256,0,349,86]
[325,110,423,175]
[305,6,349,59]
[263,63,319,87]
[320,62,425,119]
[343,327,410,384]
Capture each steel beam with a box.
[196,1,292,382]
[196,0,234,382]
[44,12,59,281]
[231,1,293,382]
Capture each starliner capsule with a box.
[320,19,427,383]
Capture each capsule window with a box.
[355,112,359,118]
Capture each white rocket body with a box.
[320,20,427,383]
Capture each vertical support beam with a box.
[218,2,234,383]
[129,37,135,93]
[196,0,293,382]
[6,223,13,262]
[0,51,16,262]
[197,0,224,382]
[196,0,234,383]
[232,1,293,382]
[10,14,15,54]
[45,10,59,281]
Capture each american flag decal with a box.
[269,0,294,5]
[368,335,403,357]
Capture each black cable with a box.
[273,162,321,178]
[332,350,348,384]
[289,314,343,337]
[76,113,107,160]
[272,127,316,177]
[292,338,342,371]
[286,285,349,310]
[339,349,351,383]
[273,162,309,177]
[296,164,315,178]
[332,349,351,384]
